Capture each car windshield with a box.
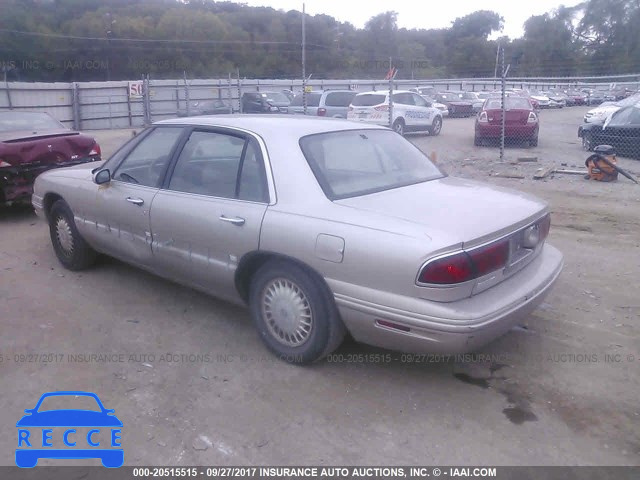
[36,394,102,412]
[0,112,66,132]
[351,94,386,106]
[438,93,459,101]
[618,93,640,107]
[264,92,289,103]
[290,92,321,106]
[299,129,443,200]
[485,97,531,110]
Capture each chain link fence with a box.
[1,75,639,160]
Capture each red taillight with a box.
[418,239,509,285]
[468,240,509,277]
[89,142,101,157]
[374,105,389,112]
[418,251,474,284]
[539,213,551,241]
[317,108,327,116]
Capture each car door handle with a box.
[126,197,144,206]
[219,215,245,226]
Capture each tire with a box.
[530,136,538,147]
[48,199,97,270]
[429,117,442,136]
[249,260,346,364]
[392,118,405,136]
[582,132,593,151]
[474,135,483,146]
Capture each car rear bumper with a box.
[330,243,563,354]
[346,115,390,126]
[475,124,538,138]
[1,156,100,204]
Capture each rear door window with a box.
[351,94,386,106]
[325,91,357,107]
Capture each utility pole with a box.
[499,46,510,162]
[302,3,307,115]
[105,12,115,81]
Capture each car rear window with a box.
[351,94,386,106]
[325,91,357,107]
[299,129,443,200]
[290,93,322,106]
[485,97,531,110]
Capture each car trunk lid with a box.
[485,109,530,125]
[335,176,547,248]
[0,130,97,167]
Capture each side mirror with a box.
[94,169,111,185]
[24,409,34,414]
[425,101,432,107]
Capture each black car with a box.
[177,99,231,117]
[241,91,290,113]
[578,105,640,158]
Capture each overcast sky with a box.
[237,0,583,38]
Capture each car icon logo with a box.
[16,391,123,468]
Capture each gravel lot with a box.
[1,107,638,466]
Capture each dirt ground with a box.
[0,107,638,467]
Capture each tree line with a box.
[1,0,639,81]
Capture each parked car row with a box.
[578,103,640,159]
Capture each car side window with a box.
[412,94,428,107]
[112,127,183,187]
[168,131,268,202]
[238,140,268,203]
[325,91,356,107]
[392,93,413,105]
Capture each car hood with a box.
[335,176,547,247]
[16,410,122,427]
[0,129,80,143]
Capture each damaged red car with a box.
[0,111,101,204]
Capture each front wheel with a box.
[392,118,405,136]
[429,117,442,136]
[249,260,345,364]
[48,199,97,270]
[582,132,594,151]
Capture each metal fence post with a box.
[227,74,232,113]
[183,72,190,117]
[72,82,80,130]
[237,69,242,113]
[142,75,150,125]
[388,58,394,129]
[4,80,13,110]
[500,47,506,161]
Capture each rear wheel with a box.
[429,117,442,136]
[474,135,483,146]
[582,132,594,151]
[529,135,538,147]
[249,260,345,364]
[49,199,97,270]
[392,118,405,136]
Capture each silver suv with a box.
[288,90,357,118]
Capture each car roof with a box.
[155,114,386,138]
